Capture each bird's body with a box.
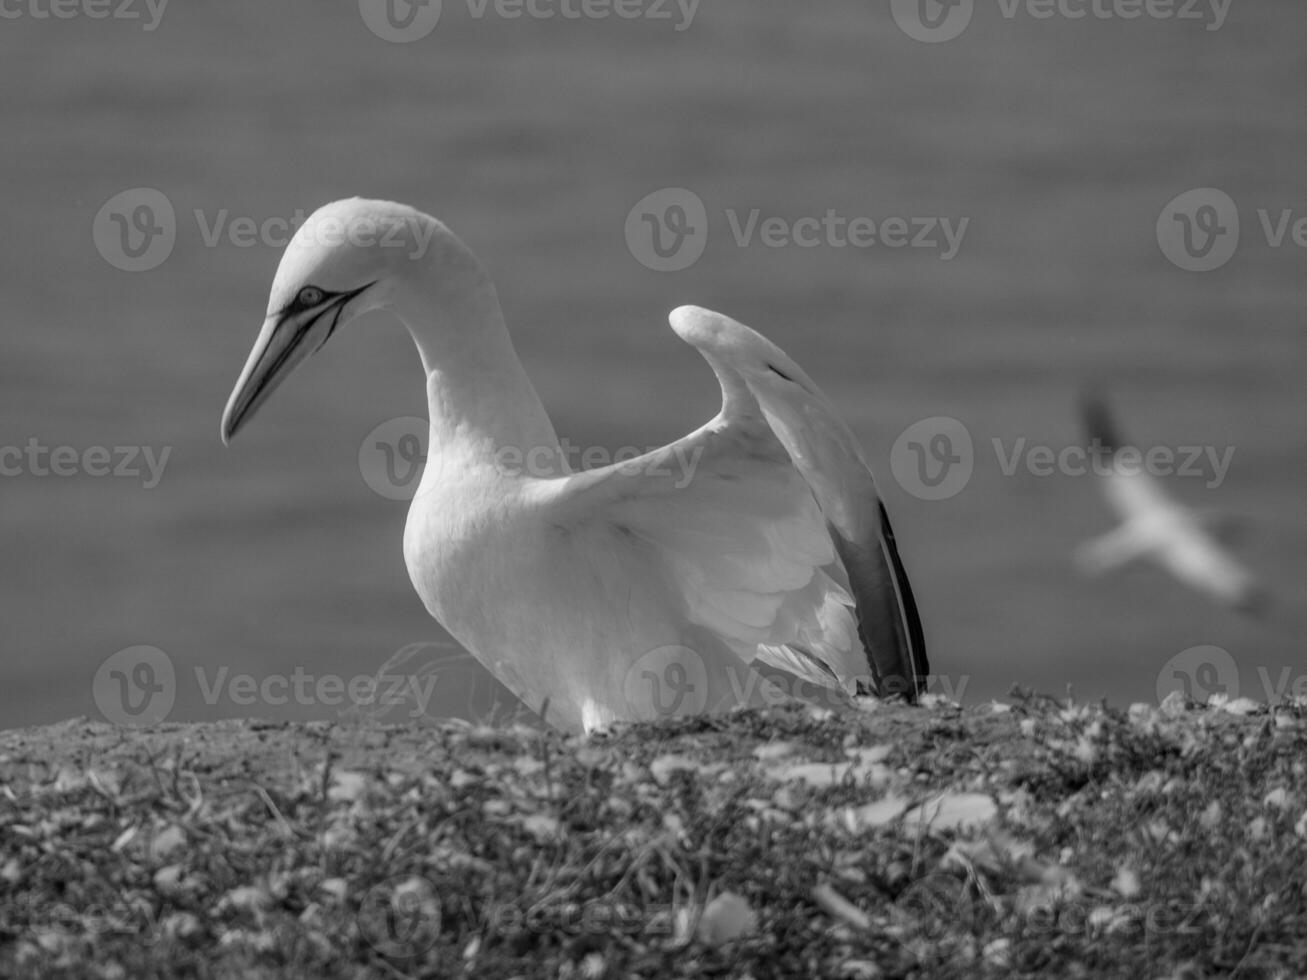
[223,199,929,732]
[1076,394,1264,613]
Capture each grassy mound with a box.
[2,694,1305,979]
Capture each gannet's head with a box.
[221,198,448,443]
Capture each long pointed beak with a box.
[221,311,315,444]
[221,283,373,444]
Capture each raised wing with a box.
[551,306,929,700]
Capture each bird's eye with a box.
[297,286,325,307]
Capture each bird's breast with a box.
[401,480,565,645]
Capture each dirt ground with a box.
[3,696,1305,978]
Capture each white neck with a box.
[384,235,564,481]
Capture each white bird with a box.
[221,199,929,733]
[1074,393,1265,614]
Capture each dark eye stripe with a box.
[275,280,375,322]
[278,287,333,319]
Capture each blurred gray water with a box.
[2,1,1305,728]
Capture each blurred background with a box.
[2,0,1304,729]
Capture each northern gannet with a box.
[1075,393,1265,614]
[221,199,929,732]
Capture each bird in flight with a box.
[222,199,929,732]
[1075,392,1265,614]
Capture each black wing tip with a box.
[1078,388,1121,454]
[825,505,931,705]
[876,501,931,702]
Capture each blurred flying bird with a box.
[220,199,929,732]
[1074,392,1265,614]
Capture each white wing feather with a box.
[551,306,929,698]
